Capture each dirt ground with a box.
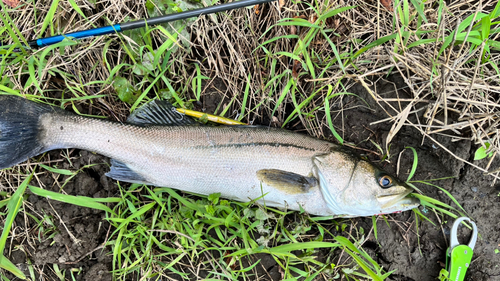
[2,74,498,281]
[340,75,500,281]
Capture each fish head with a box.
[313,151,420,217]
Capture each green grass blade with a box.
[275,51,302,61]
[0,174,32,280]
[412,208,436,226]
[404,0,410,27]
[298,39,315,79]
[110,202,156,232]
[112,228,124,271]
[488,59,500,76]
[439,13,489,55]
[281,86,316,127]
[264,70,286,91]
[130,67,169,112]
[437,0,444,26]
[481,16,491,40]
[153,35,176,68]
[0,85,19,95]
[67,0,89,21]
[335,236,382,280]
[405,147,418,181]
[411,193,462,219]
[372,216,378,241]
[348,252,382,281]
[408,38,438,48]
[156,25,182,50]
[0,4,29,51]
[159,74,184,107]
[39,164,75,176]
[28,185,118,215]
[276,19,321,29]
[410,0,428,23]
[396,0,410,27]
[487,39,500,50]
[491,1,500,18]
[27,56,42,93]
[271,76,293,118]
[0,174,31,254]
[304,264,328,281]
[269,241,339,253]
[335,236,380,270]
[239,73,251,121]
[324,86,343,144]
[420,202,458,219]
[0,254,25,279]
[317,6,356,21]
[38,40,78,81]
[353,34,398,59]
[321,30,345,72]
[257,35,299,49]
[154,188,205,213]
[39,0,61,36]
[411,182,467,215]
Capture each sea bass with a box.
[0,95,419,217]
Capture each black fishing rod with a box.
[2,0,276,52]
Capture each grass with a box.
[0,0,499,279]
[0,174,31,279]
[6,180,401,280]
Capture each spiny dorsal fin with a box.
[106,159,151,185]
[127,100,197,126]
[256,169,318,194]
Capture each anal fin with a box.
[106,159,151,184]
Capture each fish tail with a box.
[0,95,59,169]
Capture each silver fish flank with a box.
[0,96,419,217]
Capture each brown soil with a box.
[336,75,500,281]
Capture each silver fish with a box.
[0,96,419,217]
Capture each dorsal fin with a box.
[127,100,197,126]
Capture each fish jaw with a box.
[378,188,419,211]
[376,195,420,215]
[313,153,420,217]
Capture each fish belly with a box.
[40,114,335,215]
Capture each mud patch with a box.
[2,151,115,280]
[329,74,500,280]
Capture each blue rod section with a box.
[36,24,122,47]
[21,0,277,50]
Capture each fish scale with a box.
[0,96,420,217]
[41,114,335,214]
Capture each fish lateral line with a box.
[0,95,420,217]
[191,142,317,152]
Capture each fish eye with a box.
[378,175,393,188]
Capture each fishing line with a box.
[0,0,277,55]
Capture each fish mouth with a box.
[379,188,420,211]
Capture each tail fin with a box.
[0,95,58,169]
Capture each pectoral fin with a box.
[256,169,318,194]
